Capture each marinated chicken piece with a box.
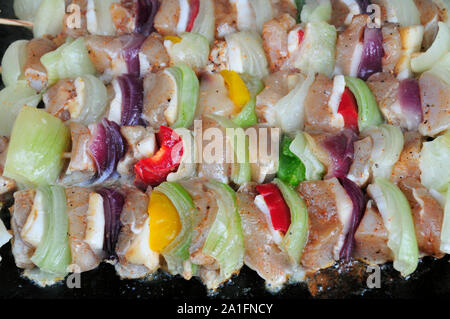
[197,72,235,118]
[335,14,367,77]
[367,72,400,124]
[297,178,353,271]
[117,126,156,182]
[418,71,450,137]
[196,116,231,184]
[398,177,443,257]
[367,72,421,131]
[19,191,46,250]
[330,0,351,29]
[262,14,296,72]
[120,187,149,234]
[353,200,393,264]
[0,138,16,202]
[256,71,290,125]
[304,74,343,134]
[24,38,57,92]
[436,0,450,23]
[84,35,128,81]
[110,0,137,35]
[59,123,95,186]
[43,79,77,122]
[215,0,238,38]
[209,15,271,73]
[271,0,297,18]
[237,183,299,288]
[115,186,159,279]
[179,178,234,288]
[230,0,292,34]
[14,186,106,274]
[139,33,170,75]
[66,186,103,272]
[381,23,401,74]
[10,190,36,269]
[154,0,180,36]
[142,70,177,128]
[181,179,219,270]
[347,136,373,187]
[62,0,89,38]
[395,25,424,79]
[342,0,368,26]
[391,131,422,183]
[207,40,228,73]
[414,0,440,49]
[45,76,107,123]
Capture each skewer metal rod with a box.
[0,18,33,27]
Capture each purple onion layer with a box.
[357,27,384,81]
[118,74,144,126]
[323,130,356,179]
[88,118,126,185]
[338,177,366,260]
[356,0,370,13]
[135,0,160,37]
[97,188,125,259]
[398,78,423,130]
[88,121,107,174]
[121,34,146,76]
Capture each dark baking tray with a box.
[1,0,450,299]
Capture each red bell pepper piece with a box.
[134,126,183,186]
[338,87,359,133]
[255,183,291,234]
[298,29,305,45]
[186,0,200,32]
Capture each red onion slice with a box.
[338,177,366,260]
[135,0,160,37]
[121,34,146,76]
[117,74,144,126]
[97,188,125,259]
[357,27,384,80]
[356,0,370,13]
[398,78,423,130]
[323,130,356,179]
[88,121,107,175]
[88,118,126,185]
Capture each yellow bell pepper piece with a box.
[220,70,251,114]
[164,35,182,43]
[148,191,181,252]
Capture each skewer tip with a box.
[0,18,33,28]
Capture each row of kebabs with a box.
[0,0,448,291]
[4,139,449,290]
[1,67,447,190]
[0,92,448,290]
[7,0,450,89]
[13,0,448,48]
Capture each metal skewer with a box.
[0,18,33,28]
